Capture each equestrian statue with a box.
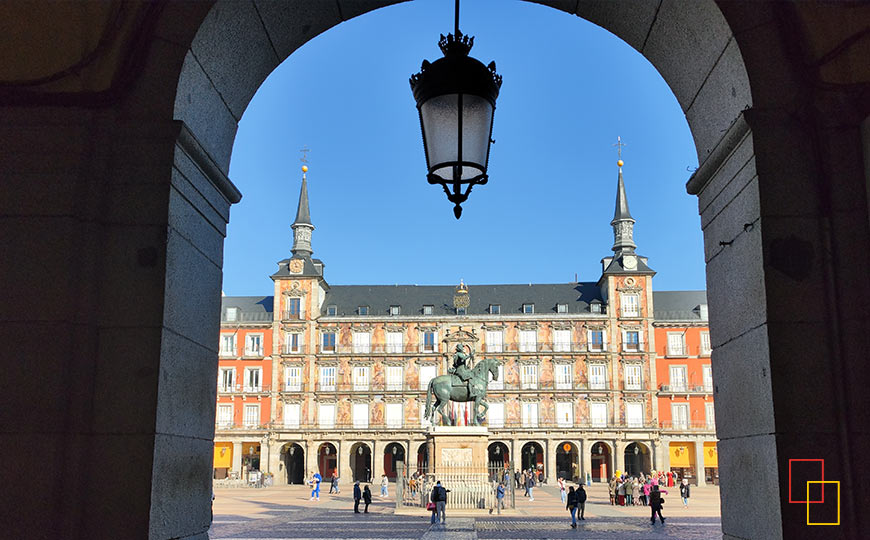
[424,344,500,426]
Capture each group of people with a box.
[516,468,541,501]
[607,470,691,524]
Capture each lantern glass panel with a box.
[421,93,493,182]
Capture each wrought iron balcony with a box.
[659,421,715,432]
[281,344,307,355]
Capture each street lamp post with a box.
[410,0,502,219]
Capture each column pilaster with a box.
[694,439,706,486]
[232,442,243,477]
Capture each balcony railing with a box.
[247,420,659,432]
[215,423,269,431]
[281,311,304,321]
[316,344,440,355]
[281,344,306,355]
[666,345,688,357]
[659,421,715,432]
[222,381,641,394]
[283,382,302,392]
[242,348,264,358]
[218,384,271,394]
[659,383,711,394]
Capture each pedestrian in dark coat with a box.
[353,481,362,513]
[576,484,587,520]
[362,485,372,513]
[680,479,691,507]
[649,485,666,524]
[566,486,579,528]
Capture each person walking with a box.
[495,483,505,515]
[576,483,587,520]
[409,476,417,498]
[329,472,338,494]
[515,470,521,489]
[353,481,362,513]
[608,476,617,505]
[642,480,651,506]
[630,477,639,506]
[617,478,626,506]
[309,471,322,501]
[558,477,566,503]
[649,484,666,524]
[380,474,389,498]
[566,486,579,528]
[362,484,372,513]
[430,480,450,524]
[522,470,529,497]
[526,470,536,501]
[680,479,691,508]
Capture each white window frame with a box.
[520,364,538,389]
[518,330,537,353]
[419,365,437,390]
[217,404,233,427]
[319,403,335,429]
[283,402,301,428]
[485,330,504,353]
[622,329,641,352]
[589,364,606,390]
[700,331,712,356]
[319,366,336,391]
[352,365,370,391]
[667,332,687,356]
[522,303,534,314]
[243,367,262,392]
[220,334,236,357]
[286,297,302,319]
[386,331,403,354]
[556,303,568,313]
[553,329,571,352]
[487,363,504,390]
[621,293,640,317]
[352,331,371,354]
[488,402,504,428]
[225,307,239,321]
[284,366,301,391]
[243,404,260,428]
[385,365,403,391]
[421,331,438,353]
[625,402,644,428]
[489,304,501,315]
[245,333,263,356]
[589,402,608,428]
[352,402,369,429]
[555,363,572,390]
[385,402,403,428]
[321,331,336,353]
[587,329,606,352]
[556,401,573,427]
[326,305,337,316]
[624,364,642,390]
[705,402,716,428]
[423,305,434,315]
[669,366,688,392]
[521,401,539,427]
[285,332,301,354]
[702,364,713,392]
[218,367,235,392]
[672,403,690,429]
[389,305,400,316]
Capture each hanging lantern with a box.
[358,446,364,455]
[392,445,398,455]
[325,446,331,455]
[634,445,640,455]
[289,446,295,456]
[410,0,502,219]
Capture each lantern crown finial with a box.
[438,30,474,56]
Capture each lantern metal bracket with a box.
[428,168,488,219]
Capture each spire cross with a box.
[299,146,310,164]
[613,136,626,159]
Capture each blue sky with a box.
[224,0,703,295]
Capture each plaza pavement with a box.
[210,482,721,539]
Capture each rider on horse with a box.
[448,344,481,398]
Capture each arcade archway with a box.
[317,442,337,479]
[281,443,304,485]
[556,442,580,483]
[350,442,372,482]
[590,442,612,483]
[624,442,651,476]
[488,442,510,469]
[521,442,544,481]
[383,442,405,480]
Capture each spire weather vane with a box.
[299,145,310,165]
[613,136,626,160]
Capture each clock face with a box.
[623,255,637,270]
[289,259,304,273]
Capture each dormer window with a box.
[456,307,466,315]
[423,305,434,315]
[523,303,534,314]
[326,305,337,316]
[590,301,602,314]
[225,307,239,321]
[489,304,501,315]
[556,303,568,313]
[390,305,401,316]
[358,306,369,316]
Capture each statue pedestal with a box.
[427,426,490,472]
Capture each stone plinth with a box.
[427,426,490,473]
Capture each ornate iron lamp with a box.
[410,0,502,219]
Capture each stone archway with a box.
[3,2,869,539]
[317,442,337,479]
[624,442,651,477]
[281,443,305,485]
[556,441,580,483]
[383,442,405,481]
[590,441,612,483]
[350,442,372,483]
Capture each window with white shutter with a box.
[706,402,716,428]
[625,364,642,390]
[319,403,335,429]
[284,366,301,391]
[555,364,572,389]
[519,330,537,352]
[700,331,712,355]
[244,367,261,392]
[220,334,236,356]
[353,366,370,391]
[386,332,403,353]
[589,364,606,390]
[667,333,686,356]
[245,334,263,356]
[243,404,259,427]
[553,329,571,352]
[556,402,573,427]
[703,365,713,392]
[283,403,300,428]
[626,402,644,427]
[485,330,504,353]
[385,403,403,428]
[672,403,689,429]
[217,404,233,427]
[386,365,403,391]
[352,332,371,354]
[219,368,235,392]
[590,402,608,427]
[419,365,436,390]
[621,294,639,317]
[521,402,539,427]
[669,366,687,391]
[520,364,538,389]
[488,402,504,428]
[353,403,369,428]
[320,366,336,391]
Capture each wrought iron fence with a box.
[397,463,515,512]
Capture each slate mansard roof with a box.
[653,290,708,322]
[321,283,605,317]
[219,288,709,323]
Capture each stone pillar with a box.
[579,439,590,482]
[339,439,353,486]
[614,440,625,475]
[650,440,658,471]
[660,438,670,473]
[546,439,556,483]
[232,442,243,477]
[694,440,706,486]
[304,440,312,478]
[372,439,383,481]
[268,441,282,478]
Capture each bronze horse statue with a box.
[424,357,500,426]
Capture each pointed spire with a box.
[291,165,314,258]
[293,173,312,226]
[610,145,636,255]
